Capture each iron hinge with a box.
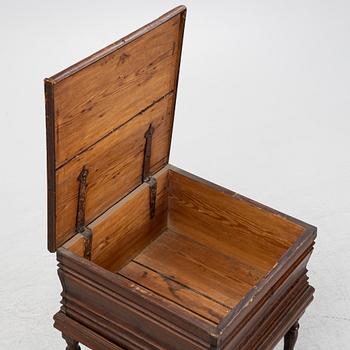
[80,227,92,260]
[142,123,157,219]
[142,123,154,182]
[76,165,93,260]
[146,176,157,219]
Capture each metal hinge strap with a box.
[76,165,92,260]
[142,123,157,219]
[80,227,92,260]
[76,166,89,232]
[147,177,157,219]
[142,123,154,182]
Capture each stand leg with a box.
[62,334,81,350]
[284,321,300,350]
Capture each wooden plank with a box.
[256,289,313,350]
[241,279,311,350]
[45,6,186,252]
[119,261,230,324]
[86,168,168,271]
[64,274,208,350]
[55,94,173,249]
[151,229,263,286]
[58,247,217,343]
[168,165,316,232]
[168,168,305,271]
[63,233,85,257]
[219,250,312,348]
[48,13,183,167]
[134,229,253,308]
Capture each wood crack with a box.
[56,90,174,170]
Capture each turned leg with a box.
[284,321,300,350]
[62,334,81,350]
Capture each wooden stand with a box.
[62,334,81,350]
[284,322,300,350]
[62,323,301,350]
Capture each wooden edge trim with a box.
[166,9,187,164]
[167,164,317,234]
[56,247,217,342]
[54,311,125,350]
[219,250,312,347]
[167,165,316,332]
[45,5,187,84]
[222,273,309,349]
[45,79,56,252]
[258,287,314,350]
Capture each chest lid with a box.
[45,6,186,252]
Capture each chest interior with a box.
[64,164,305,325]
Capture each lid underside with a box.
[45,6,186,252]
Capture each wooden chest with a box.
[44,6,316,350]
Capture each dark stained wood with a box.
[56,244,314,350]
[55,312,125,350]
[45,80,56,252]
[284,321,300,350]
[45,6,186,252]
[242,275,307,349]
[46,6,316,350]
[242,285,312,350]
[260,294,312,350]
[54,284,311,350]
[219,249,313,349]
[62,334,81,350]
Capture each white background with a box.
[1,1,349,349]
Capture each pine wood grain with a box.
[45,7,186,252]
[119,261,230,324]
[55,94,173,249]
[168,168,304,271]
[86,167,168,272]
[49,14,182,168]
[63,233,85,258]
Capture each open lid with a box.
[45,6,186,252]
